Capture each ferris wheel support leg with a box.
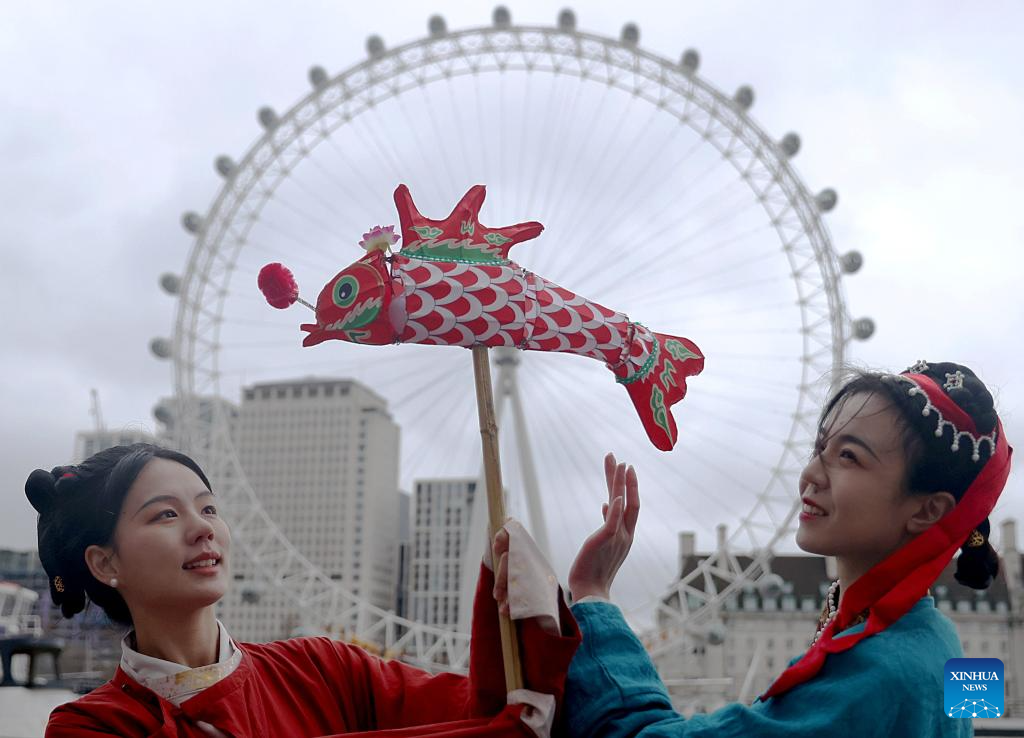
[504,362,551,561]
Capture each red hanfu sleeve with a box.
[332,563,580,734]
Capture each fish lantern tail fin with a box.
[618,331,704,451]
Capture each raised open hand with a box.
[567,453,639,602]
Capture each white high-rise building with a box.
[409,478,478,629]
[219,378,401,641]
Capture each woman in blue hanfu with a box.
[558,361,1011,737]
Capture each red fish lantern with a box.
[259,185,704,450]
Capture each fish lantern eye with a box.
[332,275,359,308]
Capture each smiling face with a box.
[301,251,394,346]
[93,458,231,618]
[795,392,925,576]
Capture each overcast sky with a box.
[2,1,1022,607]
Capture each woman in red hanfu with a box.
[25,443,579,737]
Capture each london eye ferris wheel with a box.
[151,7,873,670]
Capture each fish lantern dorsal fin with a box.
[393,184,543,263]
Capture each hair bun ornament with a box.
[25,469,57,514]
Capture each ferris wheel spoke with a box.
[627,153,728,228]
[568,183,755,294]
[552,101,645,259]
[346,111,406,187]
[318,137,392,216]
[281,170,364,232]
[676,249,781,292]
[679,273,788,301]
[221,316,299,329]
[391,94,451,200]
[443,78,476,184]
[510,73,535,221]
[536,364,742,520]
[550,123,686,281]
[270,188,350,242]
[526,366,675,599]
[524,73,581,230]
[388,358,469,410]
[415,85,461,197]
[518,363,596,559]
[629,180,753,259]
[522,71,575,220]
[540,85,616,258]
[688,388,795,420]
[472,74,493,184]
[219,345,431,380]
[242,238,338,274]
[697,374,801,395]
[688,403,785,446]
[401,384,477,482]
[250,215,343,265]
[674,222,773,266]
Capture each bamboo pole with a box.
[471,345,524,693]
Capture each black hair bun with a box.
[25,469,57,514]
[924,362,998,436]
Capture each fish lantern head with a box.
[300,250,396,347]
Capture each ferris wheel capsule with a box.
[159,272,181,295]
[840,250,864,274]
[214,155,236,178]
[557,8,576,31]
[492,6,511,28]
[152,401,175,428]
[309,66,329,89]
[150,338,172,360]
[759,573,785,598]
[181,211,203,234]
[621,23,640,47]
[733,86,755,111]
[428,15,447,38]
[257,106,279,130]
[680,49,700,75]
[816,188,838,212]
[366,35,386,59]
[705,622,727,646]
[852,317,876,340]
[779,132,801,158]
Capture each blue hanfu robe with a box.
[565,597,972,738]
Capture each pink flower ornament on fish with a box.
[258,184,704,451]
[359,225,399,254]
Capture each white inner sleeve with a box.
[507,689,556,738]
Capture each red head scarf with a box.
[762,372,1013,700]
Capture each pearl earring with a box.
[109,578,118,588]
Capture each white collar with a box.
[120,619,240,705]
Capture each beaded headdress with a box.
[883,371,998,462]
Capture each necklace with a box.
[812,580,841,645]
[812,580,869,645]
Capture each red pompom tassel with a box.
[258,263,299,309]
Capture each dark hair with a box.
[819,361,1000,589]
[24,443,212,625]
